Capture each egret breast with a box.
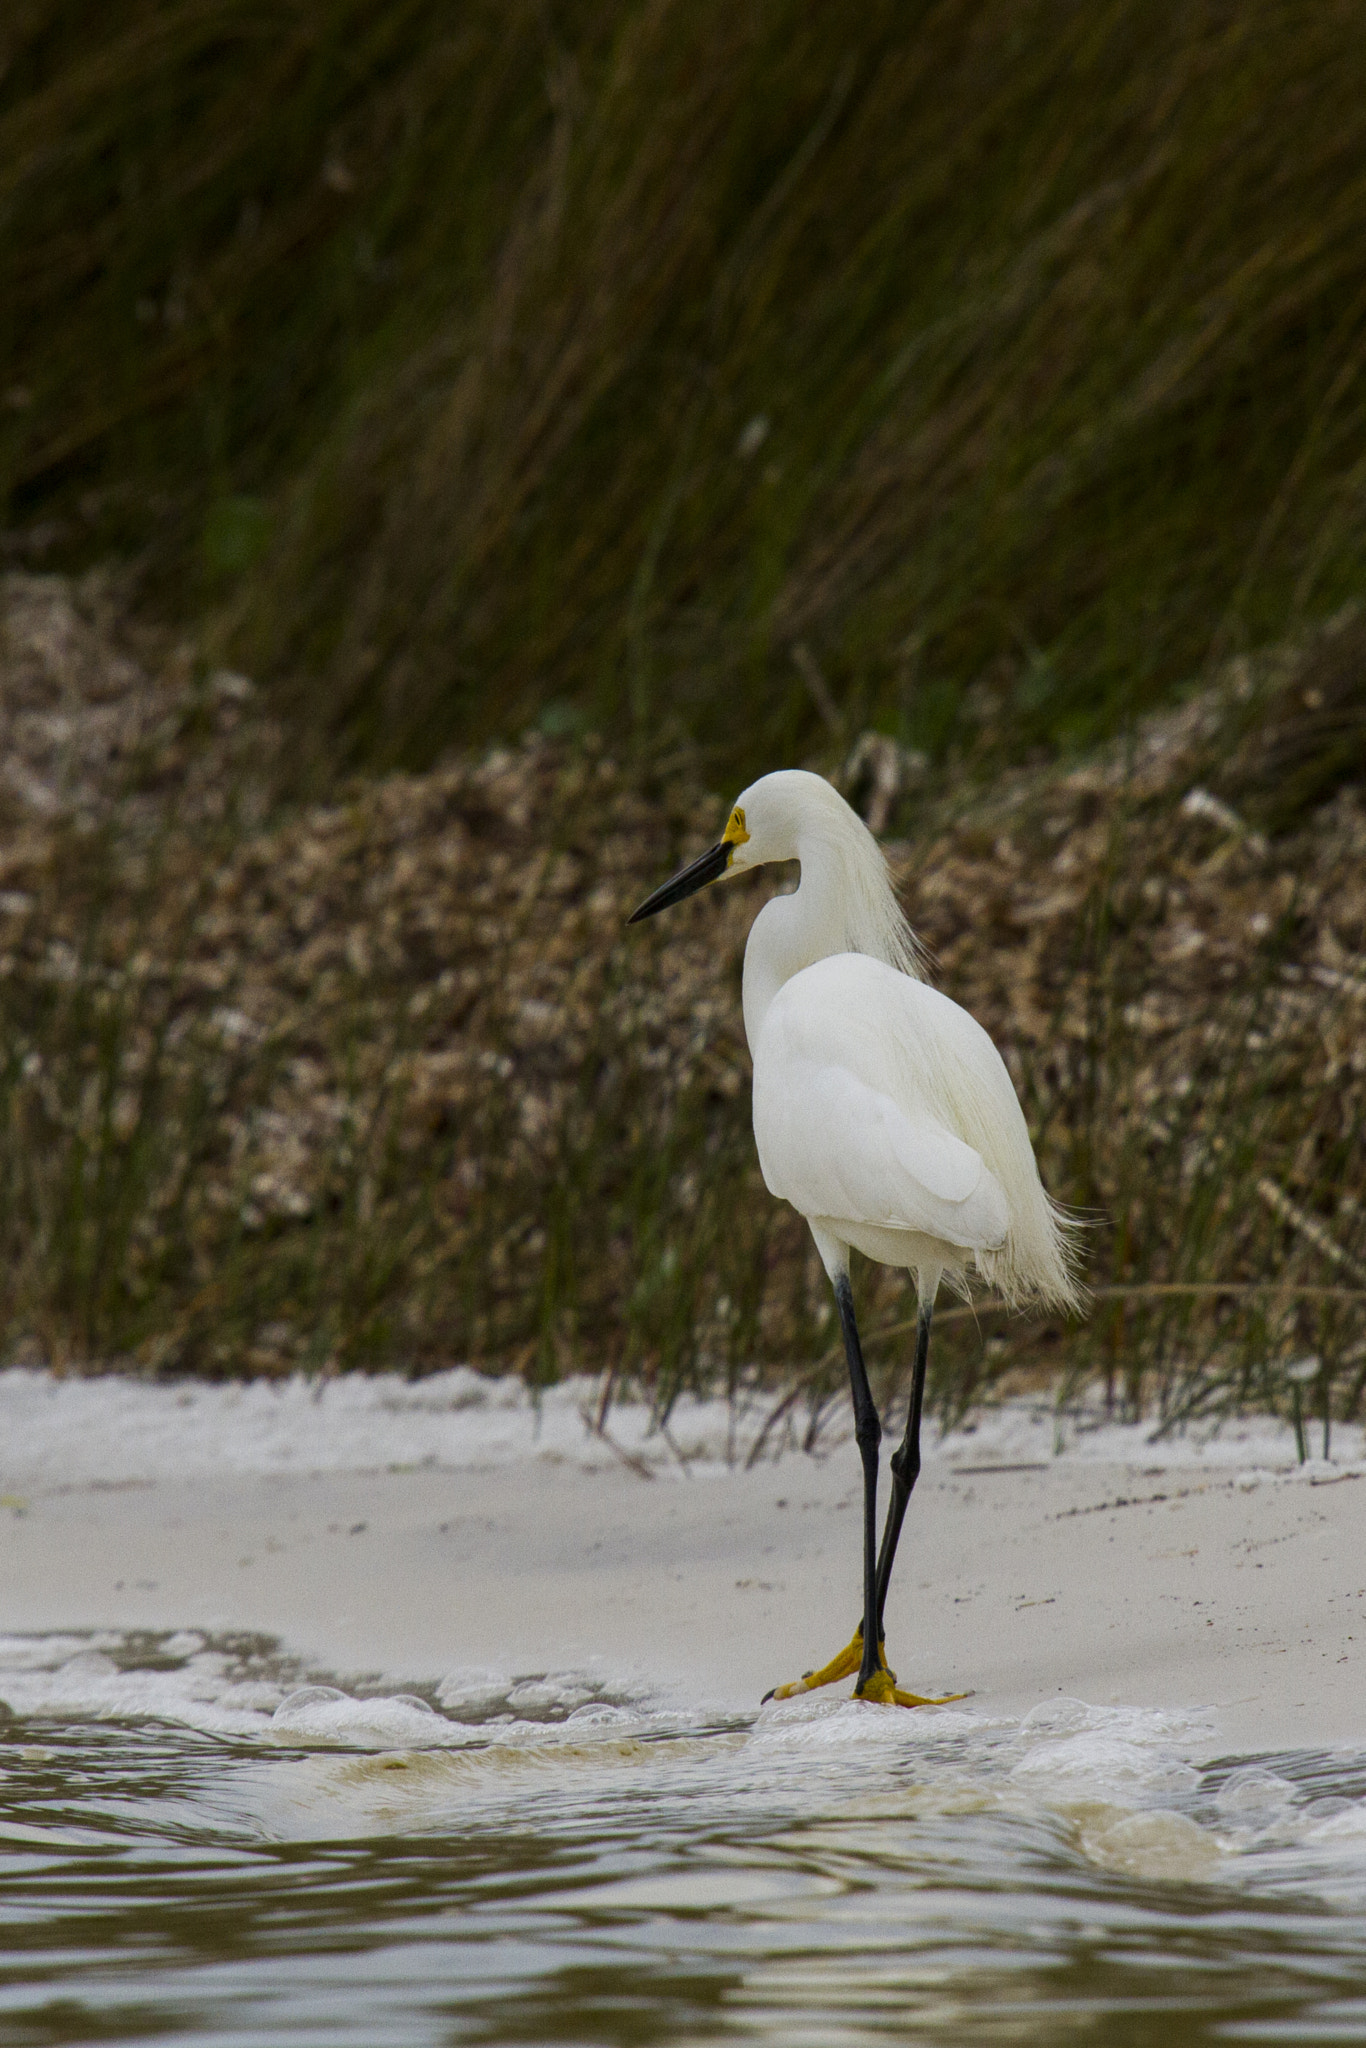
[751,955,1010,1255]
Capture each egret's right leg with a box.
[765,1272,887,1702]
[834,1272,884,1697]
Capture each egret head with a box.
[627,771,856,922]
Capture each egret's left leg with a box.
[873,1298,932,1641]
[871,1297,969,1708]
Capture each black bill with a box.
[627,840,731,923]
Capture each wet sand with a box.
[2,1378,1362,1756]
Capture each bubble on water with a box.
[59,1650,118,1679]
[506,1677,596,1713]
[1019,1697,1096,1737]
[163,1631,206,1658]
[270,1686,468,1750]
[1011,1733,1201,1803]
[1019,1697,1210,1747]
[436,1670,511,1716]
[275,1684,346,1713]
[1079,1807,1224,1881]
[1215,1767,1297,1819]
[565,1702,636,1727]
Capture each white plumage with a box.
[629,765,1082,1705]
[753,957,1012,1272]
[729,769,1079,1312]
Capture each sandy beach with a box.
[1,1368,1362,1760]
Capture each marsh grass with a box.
[6,2,1366,793]
[0,612,1361,1451]
[0,885,778,1386]
[838,952,1366,1450]
[2,941,1361,1438]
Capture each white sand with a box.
[1,1367,1363,1758]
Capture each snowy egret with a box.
[630,769,1081,1705]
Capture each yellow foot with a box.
[860,1670,973,1709]
[763,1626,866,1701]
[764,1626,969,1709]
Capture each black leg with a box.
[873,1299,932,1642]
[833,1272,882,1693]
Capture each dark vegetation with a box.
[6,0,1366,784]
[1,3,1365,1429]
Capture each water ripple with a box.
[1,1631,1364,2044]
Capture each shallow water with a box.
[2,1632,1366,2046]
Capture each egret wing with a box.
[753,1055,1008,1250]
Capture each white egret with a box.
[630,769,1082,1706]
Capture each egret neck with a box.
[742,826,905,1054]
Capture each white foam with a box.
[3,1365,1360,1490]
[269,1685,479,1749]
[1077,1807,1224,1881]
[434,1669,514,1715]
[1306,1802,1366,1844]
[1011,1733,1202,1802]
[937,1399,1365,1476]
[3,1629,1364,1896]
[0,1632,686,1754]
[0,1644,277,1738]
[755,1690,991,1752]
[0,1366,752,1485]
[1000,1699,1209,1810]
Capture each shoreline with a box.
[2,1369,1363,1759]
